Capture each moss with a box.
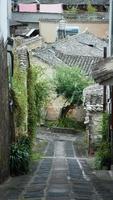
[45,118,85,131]
[27,65,37,140]
[95,113,111,170]
[13,55,28,137]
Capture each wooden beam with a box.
[103,47,107,112]
[110,86,113,165]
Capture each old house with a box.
[0,0,12,183]
[33,32,107,122]
[12,2,63,42]
[17,0,109,12]
[91,56,113,162]
[11,0,109,41]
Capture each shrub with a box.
[100,112,109,141]
[27,65,51,138]
[87,1,97,13]
[95,113,111,169]
[10,136,31,175]
[45,117,85,131]
[54,66,92,118]
[11,61,51,175]
[13,57,28,136]
[27,65,37,140]
[35,78,50,123]
[95,142,111,170]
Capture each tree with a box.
[54,66,92,118]
[87,0,97,14]
[32,65,51,123]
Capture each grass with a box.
[31,152,42,161]
[31,140,48,161]
[73,132,88,157]
[45,117,85,131]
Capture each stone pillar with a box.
[83,84,103,154]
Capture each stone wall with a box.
[14,36,43,51]
[46,96,85,122]
[0,39,10,183]
[83,84,103,153]
[14,46,29,137]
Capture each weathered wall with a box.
[83,84,103,152]
[39,21,108,44]
[69,22,108,38]
[46,102,85,121]
[39,21,59,43]
[13,46,29,137]
[14,36,43,51]
[0,39,10,183]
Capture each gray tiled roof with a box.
[53,32,108,57]
[92,57,113,84]
[14,0,36,3]
[34,32,108,76]
[55,51,102,75]
[34,46,102,76]
[33,47,67,67]
[17,0,109,5]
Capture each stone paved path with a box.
[20,139,102,200]
[1,131,113,200]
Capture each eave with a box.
[92,57,113,85]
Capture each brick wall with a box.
[0,39,10,183]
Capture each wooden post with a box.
[111,86,113,164]
[109,0,113,56]
[103,47,107,112]
[109,1,113,166]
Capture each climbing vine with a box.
[95,113,111,170]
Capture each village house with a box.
[0,0,12,183]
[11,0,109,42]
[11,1,63,42]
[15,0,109,12]
[91,54,113,164]
[33,32,107,128]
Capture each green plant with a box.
[13,57,28,136]
[10,136,31,175]
[31,152,42,161]
[54,66,92,118]
[101,112,109,141]
[35,78,50,122]
[27,65,51,139]
[27,65,37,140]
[87,1,97,13]
[65,6,79,14]
[95,142,111,170]
[95,113,111,169]
[45,117,85,131]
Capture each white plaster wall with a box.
[0,0,11,42]
[39,21,59,43]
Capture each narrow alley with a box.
[19,132,113,200]
[1,130,113,200]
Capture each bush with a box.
[95,113,111,169]
[54,67,92,106]
[35,77,50,123]
[100,112,109,141]
[45,117,85,131]
[10,136,31,175]
[95,142,111,170]
[27,65,51,138]
[87,2,96,13]
[27,65,37,140]
[13,57,28,136]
